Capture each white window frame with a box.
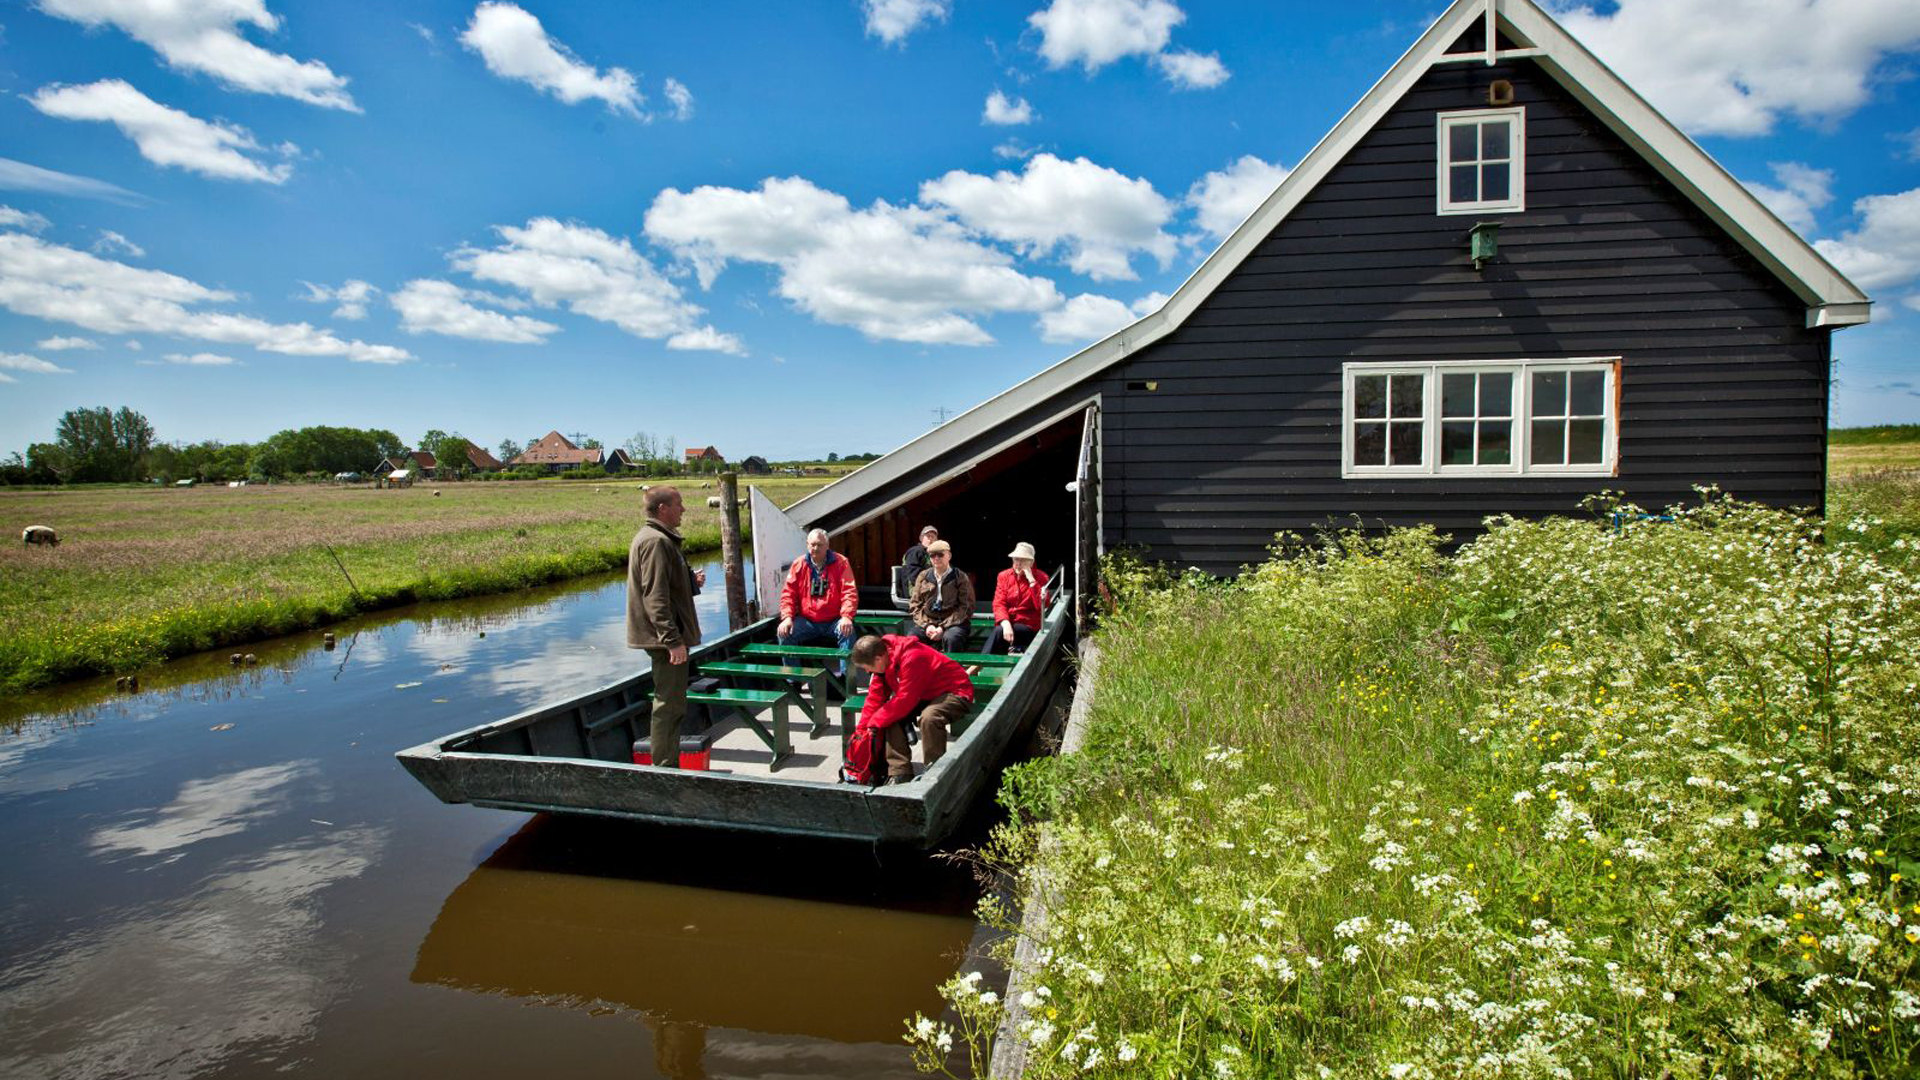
[1437,106,1526,215]
[1341,358,1619,479]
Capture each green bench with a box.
[838,694,987,751]
[698,661,832,733]
[688,686,798,770]
[742,643,1016,669]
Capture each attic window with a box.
[1437,107,1524,215]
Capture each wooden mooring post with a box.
[719,472,749,631]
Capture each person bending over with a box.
[989,541,1049,655]
[908,540,974,652]
[850,633,974,784]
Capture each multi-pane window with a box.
[1438,107,1524,215]
[1343,359,1616,477]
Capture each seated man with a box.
[908,540,974,652]
[778,528,858,663]
[851,633,974,784]
[900,525,938,591]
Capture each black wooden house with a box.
[754,0,1870,604]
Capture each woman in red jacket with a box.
[989,541,1049,655]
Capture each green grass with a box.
[915,490,1920,1078]
[1831,425,1920,477]
[1828,424,1920,446]
[0,477,823,692]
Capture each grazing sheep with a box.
[706,496,722,508]
[21,525,58,547]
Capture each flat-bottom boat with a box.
[395,592,1071,846]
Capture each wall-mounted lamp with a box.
[1468,221,1501,271]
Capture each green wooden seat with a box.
[688,687,797,769]
[699,661,832,734]
[942,651,1018,668]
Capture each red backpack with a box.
[840,724,886,786]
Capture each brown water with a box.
[0,562,993,1080]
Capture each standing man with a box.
[778,528,858,658]
[627,486,704,768]
[850,633,974,784]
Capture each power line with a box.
[931,407,954,425]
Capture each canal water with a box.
[0,559,993,1080]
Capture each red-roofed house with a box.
[684,446,724,464]
[510,431,604,474]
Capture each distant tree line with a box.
[1,406,405,485]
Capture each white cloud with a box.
[0,232,412,363]
[35,0,356,110]
[0,157,145,204]
[1904,293,1920,313]
[1153,48,1228,89]
[993,141,1040,160]
[1897,128,1920,164]
[30,80,294,184]
[1551,0,1920,137]
[1036,290,1163,344]
[665,326,746,355]
[162,352,238,366]
[646,176,1061,345]
[920,153,1175,280]
[983,91,1035,126]
[452,217,739,350]
[1815,187,1920,292]
[1,206,52,232]
[863,0,950,45]
[663,77,694,121]
[391,278,558,343]
[0,372,12,383]
[1186,153,1289,241]
[1029,0,1184,72]
[460,2,642,116]
[1741,162,1834,235]
[93,229,145,258]
[0,352,74,374]
[299,279,378,320]
[37,335,99,350]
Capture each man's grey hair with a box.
[806,528,829,543]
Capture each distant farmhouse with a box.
[684,446,725,464]
[761,0,1871,622]
[604,448,638,472]
[740,455,771,474]
[511,431,605,474]
[375,450,438,478]
[459,442,504,473]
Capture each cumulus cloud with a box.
[646,176,1061,345]
[1815,187,1920,292]
[920,153,1175,280]
[35,0,356,110]
[460,2,642,116]
[1153,48,1228,89]
[299,279,378,320]
[452,217,740,351]
[92,229,145,258]
[0,232,412,363]
[162,352,238,366]
[37,335,99,350]
[983,91,1035,126]
[0,157,145,205]
[1186,154,1289,242]
[1551,0,1920,137]
[1741,162,1834,235]
[994,141,1040,160]
[1029,0,1183,72]
[0,352,74,374]
[1037,290,1165,344]
[863,0,950,45]
[663,77,694,121]
[391,278,559,343]
[30,80,294,184]
[665,326,746,354]
[1,206,53,232]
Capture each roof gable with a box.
[786,0,1867,531]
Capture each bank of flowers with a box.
[912,492,1918,1078]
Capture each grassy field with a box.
[1830,424,1920,476]
[0,476,828,692]
[920,491,1919,1077]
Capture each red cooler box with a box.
[632,733,712,770]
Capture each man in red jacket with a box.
[850,634,974,783]
[779,529,859,665]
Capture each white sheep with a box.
[21,525,59,547]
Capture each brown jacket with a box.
[626,519,701,650]
[909,566,975,631]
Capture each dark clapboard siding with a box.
[818,52,1833,577]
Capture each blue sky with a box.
[2,0,1917,462]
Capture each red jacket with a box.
[780,552,858,624]
[859,635,974,730]
[992,567,1050,631]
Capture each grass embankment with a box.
[0,477,825,692]
[916,488,1920,1077]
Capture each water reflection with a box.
[0,827,386,1080]
[412,817,979,1073]
[90,761,312,861]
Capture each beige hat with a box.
[926,539,951,555]
[1007,541,1036,561]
